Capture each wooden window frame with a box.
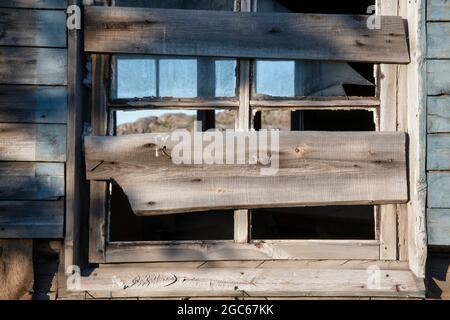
[59,0,429,299]
[84,0,403,265]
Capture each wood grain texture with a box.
[428,96,450,133]
[0,162,64,200]
[250,98,379,110]
[427,209,450,245]
[428,172,450,208]
[88,54,110,264]
[427,22,450,58]
[84,7,410,63]
[0,200,64,238]
[69,265,425,298]
[427,134,450,170]
[427,0,450,21]
[0,123,66,162]
[0,86,67,124]
[428,59,450,96]
[0,47,67,85]
[85,131,408,215]
[0,8,66,47]
[0,0,67,9]
[65,0,84,269]
[105,240,379,263]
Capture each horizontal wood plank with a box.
[0,8,66,47]
[0,0,67,9]
[85,131,408,215]
[427,134,450,170]
[0,86,67,124]
[427,0,450,21]
[0,47,67,85]
[105,240,380,263]
[427,22,450,58]
[0,162,64,200]
[427,209,450,246]
[0,123,66,162]
[70,265,425,298]
[428,172,450,208]
[428,96,450,133]
[84,7,410,63]
[250,98,380,110]
[0,200,64,238]
[427,60,450,96]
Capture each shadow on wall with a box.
[426,251,450,299]
[0,240,33,300]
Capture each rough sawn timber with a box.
[85,131,408,216]
[84,7,410,64]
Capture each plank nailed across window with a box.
[84,7,410,64]
[85,131,408,216]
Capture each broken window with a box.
[84,0,409,263]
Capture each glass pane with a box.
[159,58,198,98]
[254,0,375,98]
[215,110,236,131]
[113,56,237,99]
[256,61,295,97]
[116,109,196,134]
[116,58,156,99]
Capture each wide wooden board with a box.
[0,86,67,124]
[0,47,67,85]
[0,162,64,200]
[0,8,66,47]
[0,123,66,162]
[0,200,64,238]
[85,131,408,215]
[84,7,410,63]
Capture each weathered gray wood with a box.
[234,0,251,240]
[427,134,450,170]
[428,172,450,208]
[427,22,450,58]
[110,98,239,109]
[0,86,67,124]
[428,96,450,133]
[0,47,67,85]
[0,123,66,162]
[105,240,379,262]
[428,60,450,96]
[0,200,64,238]
[427,0,450,21]
[427,209,450,245]
[0,0,67,8]
[0,8,66,47]
[0,162,64,200]
[398,0,427,278]
[250,98,379,110]
[65,0,84,270]
[85,131,408,215]
[70,265,425,298]
[84,7,410,64]
[88,54,110,264]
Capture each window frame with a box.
[87,0,400,265]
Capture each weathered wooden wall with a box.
[426,0,450,247]
[0,1,67,238]
[0,0,68,300]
